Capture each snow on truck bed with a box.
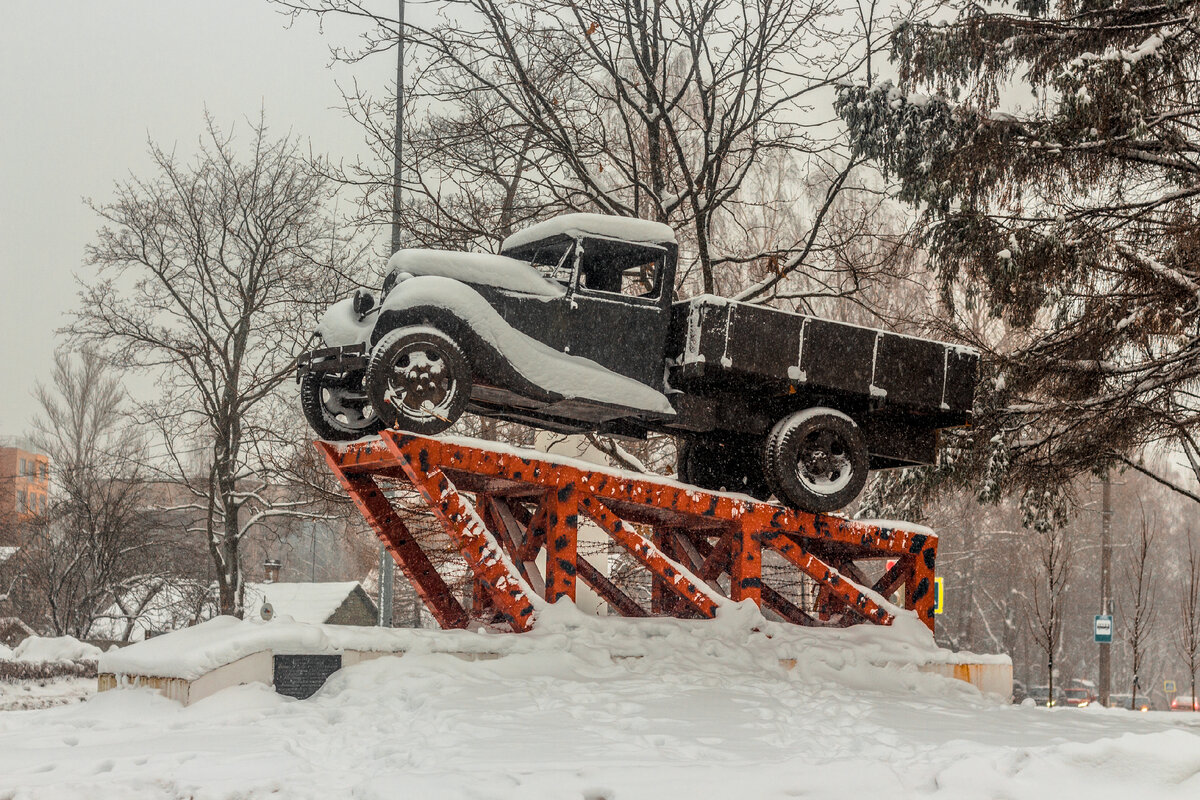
[4,604,1198,799]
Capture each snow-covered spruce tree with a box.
[72,115,365,617]
[837,2,1200,503]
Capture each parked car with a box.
[297,213,978,512]
[1063,687,1096,708]
[1029,686,1066,707]
[1170,695,1199,711]
[1109,693,1152,712]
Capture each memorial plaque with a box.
[273,654,343,700]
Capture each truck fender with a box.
[373,295,559,405]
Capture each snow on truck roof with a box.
[500,213,676,254]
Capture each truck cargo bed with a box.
[668,296,977,426]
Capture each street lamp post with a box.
[1099,474,1112,707]
[378,0,405,628]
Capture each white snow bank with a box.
[381,276,676,415]
[4,650,1197,800]
[242,581,361,624]
[0,643,12,660]
[386,249,566,297]
[501,212,676,253]
[100,600,1001,684]
[14,635,102,663]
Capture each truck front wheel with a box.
[764,408,868,513]
[300,369,385,442]
[366,326,472,435]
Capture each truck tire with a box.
[300,369,385,441]
[366,326,472,435]
[763,407,868,513]
[676,438,771,500]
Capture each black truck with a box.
[298,213,977,512]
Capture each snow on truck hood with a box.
[386,249,565,297]
[500,213,676,254]
[387,276,674,416]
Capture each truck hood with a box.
[385,249,565,298]
[314,275,674,417]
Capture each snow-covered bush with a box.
[12,635,101,663]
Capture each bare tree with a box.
[1027,512,1074,705]
[5,351,181,637]
[275,0,932,301]
[1178,532,1200,709]
[1121,510,1156,709]
[70,114,365,616]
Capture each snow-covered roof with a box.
[385,250,565,297]
[500,213,676,254]
[243,582,365,625]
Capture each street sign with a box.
[934,577,944,615]
[1165,680,1177,694]
[1094,614,1113,643]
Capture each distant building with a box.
[93,580,379,643]
[244,582,378,627]
[0,445,50,529]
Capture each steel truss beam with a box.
[320,431,938,632]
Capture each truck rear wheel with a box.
[366,326,472,435]
[676,438,771,499]
[764,408,868,513]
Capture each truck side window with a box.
[579,261,623,293]
[576,239,663,299]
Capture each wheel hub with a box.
[796,429,853,493]
[383,348,456,420]
[320,374,377,430]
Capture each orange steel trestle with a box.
[318,431,938,632]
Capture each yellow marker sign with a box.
[1165,680,1177,694]
[934,576,945,615]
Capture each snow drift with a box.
[4,603,1198,799]
[13,635,101,663]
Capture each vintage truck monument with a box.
[298,213,976,513]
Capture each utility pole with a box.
[378,0,405,628]
[389,0,405,257]
[1099,473,1113,706]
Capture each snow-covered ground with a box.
[0,608,1198,799]
[0,678,93,713]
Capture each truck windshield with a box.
[527,242,575,286]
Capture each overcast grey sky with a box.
[0,1,389,439]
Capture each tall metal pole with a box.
[389,0,405,257]
[1099,474,1112,706]
[378,0,405,628]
